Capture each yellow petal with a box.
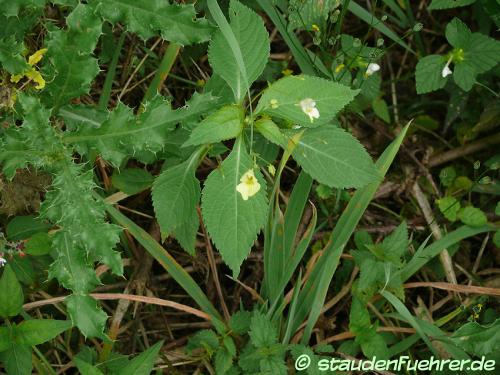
[28,48,48,66]
[25,69,46,90]
[10,74,23,83]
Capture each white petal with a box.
[442,66,452,78]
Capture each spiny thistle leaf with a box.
[91,0,214,45]
[43,4,102,109]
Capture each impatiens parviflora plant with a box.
[416,17,500,93]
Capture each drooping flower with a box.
[9,48,47,90]
[365,62,380,76]
[236,169,261,201]
[441,66,452,78]
[299,98,320,123]
[0,256,6,267]
[442,56,453,78]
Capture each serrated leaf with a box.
[0,37,29,74]
[288,127,379,188]
[121,341,163,375]
[349,296,371,334]
[12,319,72,346]
[92,0,213,44]
[68,94,217,166]
[249,312,278,347]
[112,168,154,195]
[43,4,101,109]
[208,0,270,102]
[48,232,101,293]
[415,55,448,94]
[172,209,199,256]
[183,105,244,147]
[152,151,201,240]
[186,330,219,354]
[429,0,476,10]
[229,310,252,334]
[0,265,24,317]
[66,295,108,339]
[215,347,233,375]
[256,75,358,127]
[458,206,488,227]
[201,138,268,275]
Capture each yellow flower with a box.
[10,74,24,83]
[335,63,345,73]
[27,48,48,66]
[282,68,293,76]
[236,169,261,201]
[25,68,46,90]
[311,24,320,32]
[267,164,276,176]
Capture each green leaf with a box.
[68,94,217,166]
[453,60,476,91]
[0,265,24,318]
[415,55,448,94]
[496,202,500,216]
[229,310,252,334]
[6,215,50,240]
[0,0,44,17]
[0,37,29,74]
[152,151,201,241]
[493,231,500,248]
[215,347,233,375]
[24,232,52,256]
[461,32,500,74]
[43,4,102,109]
[73,357,105,375]
[249,312,278,347]
[66,295,108,339]
[172,211,199,256]
[429,0,476,10]
[349,296,371,334]
[111,168,154,195]
[445,18,472,48]
[208,0,270,102]
[0,344,32,375]
[367,222,408,265]
[256,75,358,128]
[254,118,287,147]
[439,166,456,186]
[372,98,391,123]
[121,341,163,375]
[288,127,379,189]
[437,196,461,221]
[183,105,244,147]
[186,329,219,354]
[92,0,213,45]
[449,319,500,356]
[458,206,488,227]
[12,319,72,346]
[201,138,268,275]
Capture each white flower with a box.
[236,169,261,201]
[441,65,452,77]
[442,56,453,78]
[299,98,320,123]
[0,257,6,267]
[365,63,380,76]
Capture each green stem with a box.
[142,42,181,104]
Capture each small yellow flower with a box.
[27,48,48,66]
[236,169,261,201]
[298,98,320,123]
[335,63,345,73]
[10,74,24,83]
[311,24,320,33]
[282,68,293,76]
